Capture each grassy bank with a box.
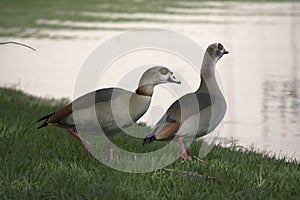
[0,87,299,199]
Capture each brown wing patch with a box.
[167,109,182,123]
[156,122,180,141]
[47,104,72,124]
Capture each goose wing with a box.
[146,92,212,141]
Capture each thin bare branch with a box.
[0,41,36,51]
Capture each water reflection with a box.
[262,78,300,139]
[0,1,299,39]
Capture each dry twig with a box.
[0,41,36,51]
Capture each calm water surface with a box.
[1,1,299,160]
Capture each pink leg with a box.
[186,148,192,161]
[178,137,187,161]
[68,128,93,156]
[68,128,81,140]
[178,137,192,161]
[108,142,113,160]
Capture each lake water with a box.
[1,1,299,161]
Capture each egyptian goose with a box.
[38,66,181,159]
[143,43,229,161]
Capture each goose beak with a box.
[223,49,229,54]
[168,73,181,84]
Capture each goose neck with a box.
[200,53,216,79]
[197,53,218,93]
[135,84,154,97]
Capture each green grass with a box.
[0,87,299,199]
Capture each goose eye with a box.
[160,68,168,75]
[218,43,223,50]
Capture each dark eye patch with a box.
[160,68,168,75]
[218,43,223,50]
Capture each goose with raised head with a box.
[143,43,229,161]
[38,66,181,159]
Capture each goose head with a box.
[206,43,229,63]
[138,66,181,87]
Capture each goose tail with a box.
[37,112,55,129]
[142,135,156,145]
